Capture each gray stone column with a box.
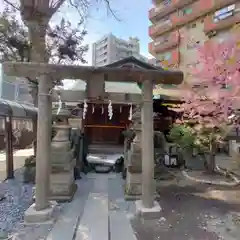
[141,79,154,208]
[35,75,52,211]
[125,108,142,200]
[123,138,128,169]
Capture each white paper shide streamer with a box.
[101,105,104,115]
[56,94,62,115]
[92,104,95,114]
[108,100,113,120]
[128,104,132,120]
[83,100,88,119]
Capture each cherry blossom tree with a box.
[181,34,240,172]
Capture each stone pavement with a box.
[46,173,137,240]
[0,149,33,181]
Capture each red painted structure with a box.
[83,103,131,145]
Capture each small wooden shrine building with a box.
[52,57,183,145]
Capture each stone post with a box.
[141,79,155,208]
[125,107,142,200]
[35,75,51,210]
[24,76,56,223]
[135,80,161,218]
[50,107,77,201]
[123,138,128,169]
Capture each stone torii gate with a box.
[2,58,183,221]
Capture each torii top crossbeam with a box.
[2,57,183,85]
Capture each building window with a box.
[159,52,171,61]
[191,23,196,28]
[186,23,196,29]
[157,15,170,26]
[154,34,169,46]
[187,40,200,49]
[180,7,193,16]
[163,0,171,6]
[213,4,235,22]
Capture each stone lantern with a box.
[50,105,77,201]
[125,106,142,200]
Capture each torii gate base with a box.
[24,201,57,223]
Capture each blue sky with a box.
[78,0,153,64]
[0,0,153,89]
[61,0,153,88]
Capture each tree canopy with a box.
[0,6,88,86]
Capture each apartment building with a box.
[92,33,148,66]
[0,67,33,104]
[149,0,240,84]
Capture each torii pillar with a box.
[136,79,161,218]
[24,75,56,223]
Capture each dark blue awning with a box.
[0,98,37,117]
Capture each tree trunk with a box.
[205,136,216,173]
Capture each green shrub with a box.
[168,124,196,152]
[24,155,36,167]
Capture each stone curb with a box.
[181,167,240,187]
[216,166,240,184]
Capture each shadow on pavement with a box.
[132,182,240,240]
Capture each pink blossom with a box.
[182,34,240,131]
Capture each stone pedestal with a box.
[24,201,57,223]
[125,108,142,200]
[50,108,77,201]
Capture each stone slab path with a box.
[46,173,137,240]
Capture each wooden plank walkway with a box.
[46,173,136,240]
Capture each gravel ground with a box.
[0,168,34,238]
[0,167,67,240]
[132,178,240,240]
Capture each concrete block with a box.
[128,153,142,166]
[126,173,142,184]
[51,150,73,164]
[128,165,142,173]
[50,183,77,202]
[50,171,74,184]
[51,158,75,173]
[125,173,142,197]
[135,200,162,219]
[24,201,57,223]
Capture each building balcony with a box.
[149,18,173,38]
[204,11,240,33]
[149,0,195,23]
[158,49,180,68]
[149,31,180,55]
[149,0,238,38]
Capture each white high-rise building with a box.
[0,65,33,104]
[92,33,148,66]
